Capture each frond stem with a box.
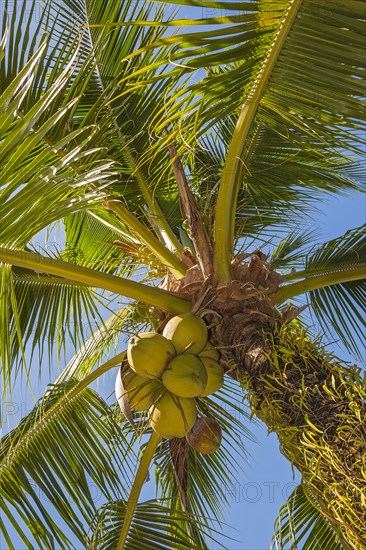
[117,431,161,550]
[283,263,366,282]
[272,266,365,303]
[104,200,187,279]
[214,0,303,283]
[122,141,184,256]
[12,275,88,286]
[0,247,191,314]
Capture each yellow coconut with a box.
[186,417,222,454]
[199,342,220,361]
[149,392,197,438]
[200,357,224,397]
[127,332,176,379]
[121,370,161,411]
[162,313,208,354]
[162,354,207,398]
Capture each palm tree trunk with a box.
[216,314,365,549]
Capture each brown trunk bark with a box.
[218,318,365,549]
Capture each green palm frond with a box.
[275,225,366,359]
[61,205,178,281]
[89,499,219,550]
[1,0,185,259]
[43,0,187,250]
[196,121,362,242]
[270,229,319,271]
[156,0,365,148]
[0,211,145,386]
[0,29,117,250]
[3,265,101,373]
[298,225,365,277]
[0,380,133,548]
[272,483,343,550]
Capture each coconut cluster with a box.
[115,313,224,443]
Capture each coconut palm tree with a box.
[0,0,365,548]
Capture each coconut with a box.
[119,370,161,411]
[186,417,222,454]
[149,392,197,438]
[115,367,127,413]
[162,354,207,398]
[162,313,208,355]
[200,357,224,397]
[199,342,220,361]
[127,332,176,379]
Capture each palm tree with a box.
[0,0,365,548]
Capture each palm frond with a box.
[160,0,365,148]
[0,29,117,249]
[62,211,135,275]
[270,228,319,271]
[272,483,343,550]
[0,381,133,548]
[302,225,365,277]
[2,265,102,377]
[0,206,151,387]
[43,0,187,250]
[88,499,220,550]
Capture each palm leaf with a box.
[44,0,186,250]
[270,229,319,271]
[63,210,136,275]
[157,0,365,148]
[0,213,142,388]
[88,499,221,550]
[0,26,118,250]
[272,483,343,550]
[3,265,102,373]
[0,381,133,548]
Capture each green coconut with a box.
[121,370,161,411]
[149,392,197,438]
[200,357,224,397]
[199,342,220,361]
[186,417,222,454]
[162,313,208,354]
[127,332,176,379]
[162,354,207,398]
